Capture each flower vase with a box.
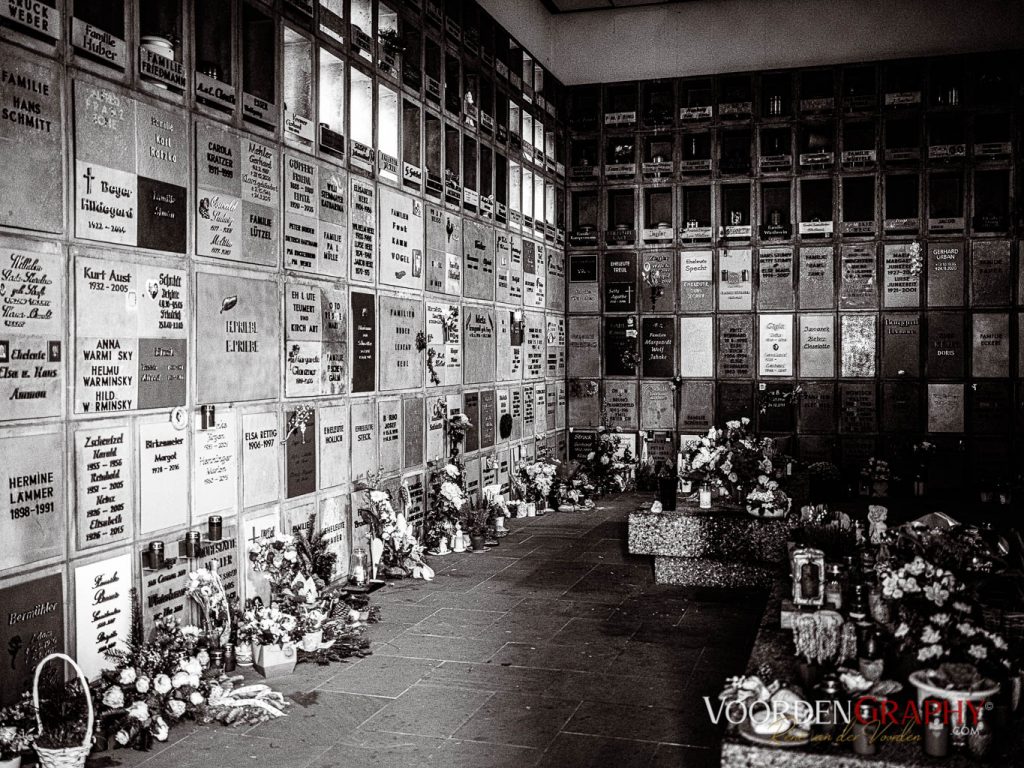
[0,755,22,768]
[300,629,323,652]
[235,642,253,667]
[526,502,537,517]
[252,641,297,678]
[470,534,487,552]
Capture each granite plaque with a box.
[675,316,710,377]
[839,382,877,433]
[972,313,1009,377]
[797,381,836,433]
[425,203,447,293]
[318,405,349,490]
[568,281,600,313]
[242,412,280,506]
[881,381,920,433]
[971,241,1011,307]
[426,395,447,461]
[464,220,496,300]
[0,244,64,420]
[378,400,402,473]
[1,431,64,571]
[840,437,876,479]
[718,249,752,311]
[798,246,835,309]
[195,271,277,403]
[642,317,676,377]
[524,312,546,380]
[197,122,245,263]
[379,296,422,390]
[604,381,638,430]
[192,411,237,518]
[547,316,566,378]
[242,137,281,268]
[138,421,187,533]
[840,243,877,309]
[604,316,638,377]
[508,234,523,303]
[75,552,132,680]
[678,381,714,432]
[569,431,596,461]
[758,383,795,433]
[927,312,965,378]
[0,45,63,233]
[480,390,496,448]
[679,250,714,312]
[556,382,567,429]
[840,314,876,377]
[444,212,463,296]
[798,435,835,463]
[759,314,794,377]
[758,248,795,310]
[718,315,754,379]
[881,313,921,377]
[0,572,63,705]
[568,378,601,427]
[640,251,675,312]
[718,382,753,424]
[604,252,638,312]
[322,287,348,395]
[378,186,424,290]
[927,383,964,433]
[523,240,538,306]
[522,385,535,434]
[285,408,316,497]
[547,249,566,313]
[403,397,425,468]
[970,381,1011,434]
[350,400,378,482]
[496,310,522,382]
[798,314,835,378]
[883,243,921,308]
[927,241,965,307]
[349,177,377,283]
[464,306,496,384]
[351,291,376,392]
[74,424,131,551]
[641,380,676,429]
[134,100,190,252]
[495,229,513,303]
[284,282,323,398]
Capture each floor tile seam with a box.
[559,728,708,748]
[300,743,338,768]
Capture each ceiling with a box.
[542,0,695,13]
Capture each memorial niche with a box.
[464,307,496,384]
[882,381,920,434]
[927,311,965,378]
[603,316,638,377]
[718,381,753,424]
[841,175,875,234]
[0,573,64,705]
[798,314,835,378]
[927,241,964,307]
[642,317,675,378]
[758,247,794,310]
[603,380,638,430]
[379,295,422,391]
[640,381,675,430]
[881,313,920,377]
[1,430,64,571]
[883,242,921,309]
[717,314,753,379]
[797,381,835,433]
[839,382,877,434]
[678,316,712,378]
[677,381,714,433]
[378,186,424,291]
[758,383,795,433]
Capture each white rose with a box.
[127,701,150,722]
[187,673,201,688]
[114,730,130,746]
[153,717,169,741]
[284,549,298,562]
[179,657,203,677]
[118,667,137,686]
[135,676,150,694]
[102,685,125,709]
[153,674,172,695]
[171,671,190,689]
[189,692,205,706]
[167,700,186,718]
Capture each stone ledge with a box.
[654,556,779,588]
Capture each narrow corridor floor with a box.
[94,495,766,768]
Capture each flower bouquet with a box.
[577,428,635,497]
[186,565,231,646]
[860,456,894,497]
[447,412,473,456]
[514,450,560,510]
[356,478,432,580]
[425,461,468,553]
[237,600,301,678]
[745,474,791,519]
[0,693,35,765]
[247,533,301,591]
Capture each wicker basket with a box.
[32,653,93,768]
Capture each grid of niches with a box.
[564,53,1023,492]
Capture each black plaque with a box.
[758,382,795,432]
[677,381,714,433]
[718,315,754,378]
[641,317,675,377]
[881,313,921,377]
[969,381,1011,434]
[927,241,965,307]
[882,381,920,433]
[0,573,64,705]
[839,383,877,434]
[604,316,638,376]
[569,430,596,461]
[798,435,836,464]
[603,252,638,312]
[797,381,836,433]
[350,291,376,392]
[286,410,317,497]
[479,390,496,448]
[463,392,480,453]
[927,312,964,378]
[403,397,424,468]
[717,381,753,424]
[640,251,675,312]
[840,436,876,480]
[971,241,1011,307]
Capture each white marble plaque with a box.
[193,411,237,518]
[138,420,188,533]
[75,552,132,680]
[242,412,279,508]
[678,316,714,377]
[758,314,794,376]
[718,249,752,310]
[75,425,131,551]
[1,430,64,571]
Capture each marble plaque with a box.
[496,311,521,382]
[318,405,349,489]
[1,431,64,571]
[280,158,317,272]
[194,525,240,604]
[603,316,638,377]
[970,382,1011,434]
[927,241,965,307]
[75,552,132,680]
[547,317,566,378]
[883,243,921,308]
[882,381,920,433]
[243,508,282,604]
[403,397,425,468]
[840,314,876,377]
[196,271,277,403]
[881,313,921,377]
[138,420,188,533]
[839,382,877,433]
[568,317,601,377]
[242,412,280,506]
[758,248,795,310]
[676,316,711,377]
[378,296,422,390]
[839,243,878,309]
[378,400,402,473]
[322,287,348,395]
[0,45,63,233]
[547,249,566,312]
[378,187,424,290]
[464,307,496,384]
[349,177,377,283]
[522,385,535,434]
[351,291,376,393]
[679,250,714,312]
[718,382,753,424]
[927,312,965,378]
[971,241,1011,307]
[718,249,752,311]
[284,282,323,398]
[758,383,795,433]
[480,390,496,448]
[197,122,245,263]
[641,251,675,312]
[640,381,675,429]
[759,314,794,377]
[0,245,64,420]
[643,317,676,377]
[464,220,495,300]
[604,252,638,312]
[193,411,237,518]
[798,247,835,309]
[524,312,546,380]
[568,378,601,427]
[928,383,964,433]
[74,424,131,551]
[350,400,378,481]
[495,229,513,303]
[425,204,447,293]
[0,572,63,705]
[556,382,567,430]
[444,212,463,296]
[569,282,600,313]
[718,315,754,379]
[426,395,447,461]
[972,313,1009,377]
[522,240,538,307]
[798,314,835,378]
[604,381,638,430]
[797,381,836,433]
[678,381,714,432]
[241,138,281,268]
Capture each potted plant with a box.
[467,507,490,552]
[0,694,35,768]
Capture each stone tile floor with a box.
[90,496,766,768]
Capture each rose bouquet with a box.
[236,600,302,648]
[247,533,301,590]
[186,565,231,644]
[425,460,468,551]
[745,474,791,518]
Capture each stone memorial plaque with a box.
[522,384,535,435]
[0,244,64,420]
[547,249,565,313]
[839,382,877,433]
[604,381,638,430]
[74,424,131,551]
[525,311,546,380]
[378,186,424,290]
[349,177,377,283]
[243,508,281,604]
[196,271,276,403]
[464,306,496,384]
[444,212,464,296]
[646,432,675,468]
[426,395,447,460]
[881,381,920,433]
[75,552,132,680]
[545,383,557,432]
[881,313,921,377]
[351,291,376,393]
[798,435,835,463]
[678,381,714,432]
[196,121,244,262]
[508,235,523,303]
[350,400,378,481]
[568,378,601,427]
[604,252,638,312]
[603,316,638,377]
[679,250,714,312]
[285,282,323,398]
[425,299,461,386]
[840,314,876,377]
[464,220,495,300]
[379,296,422,391]
[758,382,795,433]
[927,312,965,378]
[556,382,567,430]
[718,382,753,424]
[546,316,566,378]
[134,101,189,252]
[568,282,600,314]
[285,409,316,497]
[677,316,711,378]
[1,430,64,571]
[839,243,877,309]
[318,405,349,489]
[971,241,1011,307]
[194,524,240,605]
[321,287,348,395]
[642,317,676,377]
[798,314,835,378]
[640,381,675,429]
[378,400,402,473]
[569,431,596,461]
[496,310,521,382]
[758,248,795,310]
[883,243,921,308]
[718,249,752,311]
[480,390,496,448]
[797,381,836,433]
[193,411,237,518]
[510,386,524,441]
[425,204,447,293]
[535,386,548,436]
[241,138,281,268]
[495,389,512,442]
[0,45,63,233]
[242,412,280,506]
[971,437,1011,488]
[283,153,317,272]
[640,251,675,312]
[927,241,965,307]
[798,247,835,309]
[0,572,63,705]
[403,397,425,468]
[522,240,538,307]
[718,315,754,379]
[140,553,187,633]
[759,314,794,377]
[972,313,1009,377]
[970,382,1011,434]
[495,229,513,303]
[928,383,964,433]
[138,421,187,533]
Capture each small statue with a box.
[867,505,888,544]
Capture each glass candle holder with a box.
[699,483,712,509]
[207,515,223,541]
[351,547,370,585]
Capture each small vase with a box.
[451,532,466,553]
[300,630,323,652]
